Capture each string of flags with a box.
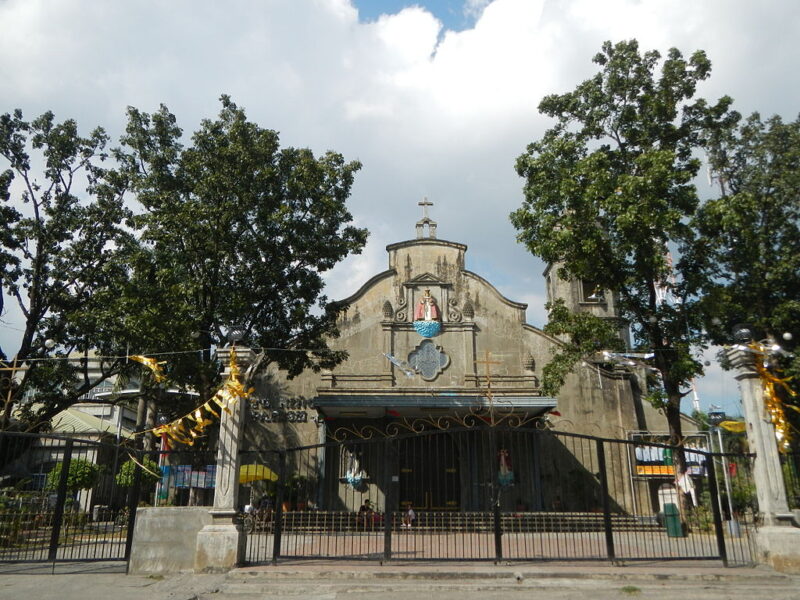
[134,347,254,446]
[129,355,167,382]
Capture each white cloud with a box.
[1,0,798,409]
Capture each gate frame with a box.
[241,426,754,567]
[0,431,142,568]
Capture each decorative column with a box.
[726,347,800,573]
[726,348,790,524]
[195,345,255,572]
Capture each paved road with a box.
[1,561,799,600]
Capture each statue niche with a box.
[413,288,441,337]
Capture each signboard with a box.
[629,432,709,477]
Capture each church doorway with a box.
[397,432,460,510]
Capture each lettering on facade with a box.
[249,396,315,423]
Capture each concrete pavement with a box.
[1,560,799,600]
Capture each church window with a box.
[581,280,604,303]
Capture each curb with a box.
[228,564,796,583]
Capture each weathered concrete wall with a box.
[755,527,800,574]
[128,507,212,574]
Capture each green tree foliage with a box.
[511,40,734,455]
[692,113,800,442]
[1,97,367,432]
[0,110,138,430]
[45,458,101,492]
[539,299,625,397]
[115,457,162,488]
[114,96,368,394]
[694,114,800,374]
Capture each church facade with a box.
[247,207,687,515]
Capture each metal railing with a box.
[239,427,758,566]
[0,431,138,563]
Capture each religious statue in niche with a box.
[498,449,515,488]
[413,288,441,337]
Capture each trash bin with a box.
[92,505,109,522]
[664,503,684,537]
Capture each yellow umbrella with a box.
[239,464,279,484]
[719,420,747,434]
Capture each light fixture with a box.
[226,325,245,345]
[732,323,753,343]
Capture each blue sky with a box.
[355,0,477,30]
[2,0,798,419]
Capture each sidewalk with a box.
[0,560,798,600]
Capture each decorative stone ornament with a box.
[462,298,474,319]
[408,339,450,381]
[413,320,441,337]
[448,298,462,322]
[523,353,536,371]
[382,300,394,319]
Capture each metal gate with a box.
[0,432,139,565]
[240,427,756,566]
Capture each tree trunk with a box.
[664,396,690,527]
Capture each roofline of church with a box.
[461,270,527,311]
[386,238,467,252]
[329,269,396,308]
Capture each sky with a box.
[2,0,799,418]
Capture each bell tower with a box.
[543,261,631,349]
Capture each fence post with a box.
[383,438,394,562]
[531,431,543,511]
[124,449,145,566]
[490,430,503,562]
[48,439,74,561]
[271,450,287,564]
[596,439,616,562]
[705,451,728,567]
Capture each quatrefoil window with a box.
[408,340,450,381]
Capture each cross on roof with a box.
[418,197,433,220]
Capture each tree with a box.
[115,457,162,488]
[114,96,368,400]
[692,113,800,442]
[538,298,625,397]
[0,110,139,430]
[511,40,733,463]
[45,458,101,493]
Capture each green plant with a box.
[620,586,641,595]
[45,459,100,492]
[730,476,757,515]
[115,457,162,488]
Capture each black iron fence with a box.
[0,432,138,563]
[780,452,800,509]
[0,427,762,567]
[240,427,757,566]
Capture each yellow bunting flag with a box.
[130,355,167,382]
[750,342,797,453]
[138,346,254,446]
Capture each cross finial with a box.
[416,197,437,239]
[419,197,433,220]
